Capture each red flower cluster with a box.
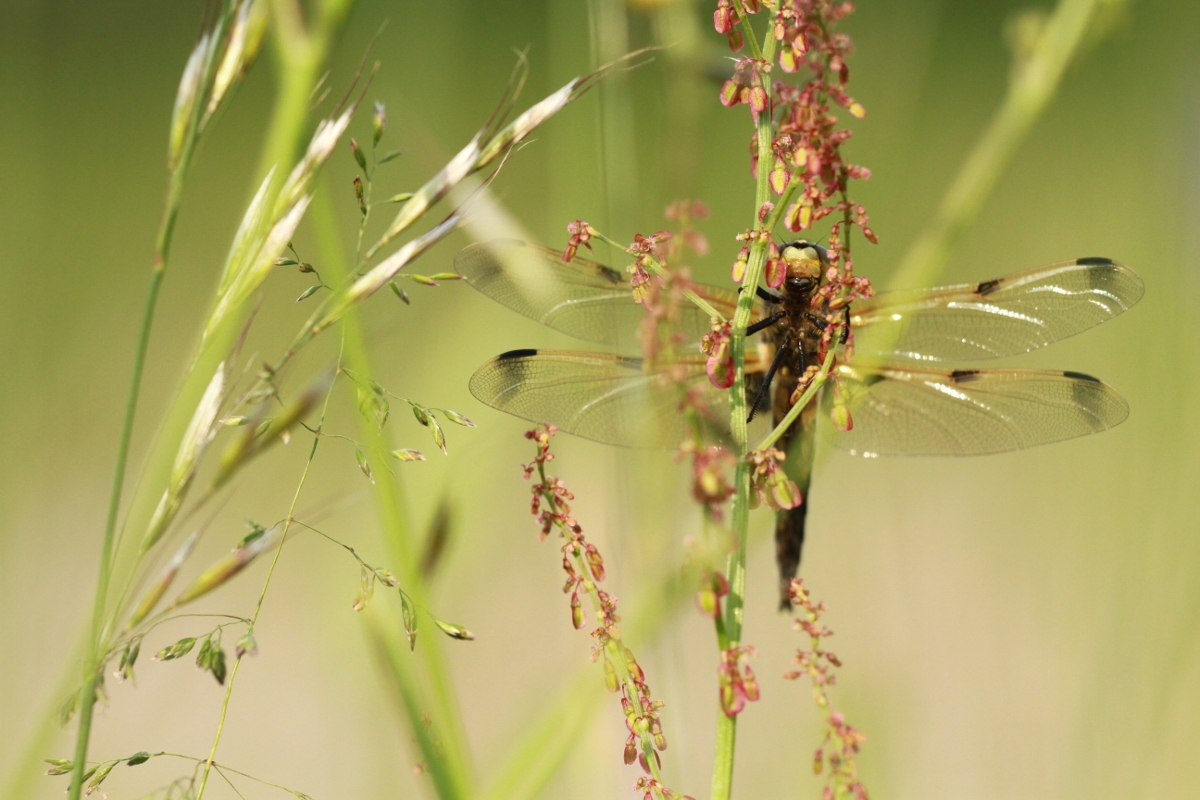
[718,645,761,717]
[695,570,730,619]
[747,447,803,510]
[716,1,876,250]
[626,230,673,307]
[681,443,736,515]
[524,425,687,795]
[718,57,772,119]
[634,777,696,800]
[700,320,734,389]
[563,219,597,263]
[784,579,870,800]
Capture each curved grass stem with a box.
[65,6,235,797]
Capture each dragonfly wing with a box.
[824,362,1129,456]
[851,258,1144,361]
[469,349,730,449]
[456,240,744,347]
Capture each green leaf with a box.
[295,284,321,302]
[209,646,227,685]
[126,752,152,766]
[355,448,375,484]
[433,618,476,641]
[155,637,197,661]
[238,521,267,548]
[235,629,258,658]
[401,593,417,651]
[406,274,438,286]
[390,448,425,462]
[427,416,447,455]
[86,761,114,792]
[430,272,466,281]
[195,637,212,669]
[390,281,411,305]
[441,409,476,427]
[43,759,73,776]
[378,151,404,165]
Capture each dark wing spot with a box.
[950,369,982,382]
[497,348,539,360]
[1076,256,1114,266]
[1062,370,1101,383]
[976,278,1002,295]
[597,264,623,283]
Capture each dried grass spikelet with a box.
[168,33,215,171]
[313,216,461,334]
[124,530,201,632]
[363,51,650,263]
[142,363,226,553]
[204,108,353,345]
[168,524,284,609]
[206,0,268,119]
[168,0,269,173]
[210,371,331,491]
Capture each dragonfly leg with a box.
[840,306,850,344]
[747,310,786,337]
[748,332,790,422]
[757,286,784,304]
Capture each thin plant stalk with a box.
[65,7,238,797]
[309,186,474,797]
[710,16,777,800]
[889,0,1120,293]
[193,337,341,800]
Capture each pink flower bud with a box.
[570,592,584,629]
[719,79,741,107]
[749,85,768,113]
[714,1,734,33]
[830,401,853,432]
[731,246,750,282]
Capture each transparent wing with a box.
[850,258,1144,361]
[456,240,746,347]
[823,362,1129,457]
[469,349,743,448]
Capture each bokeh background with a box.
[3,1,1200,798]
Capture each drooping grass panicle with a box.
[365,50,655,264]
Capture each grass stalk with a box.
[710,18,778,800]
[309,186,474,798]
[888,0,1120,293]
[64,5,237,794]
[193,341,340,800]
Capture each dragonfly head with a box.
[780,240,828,297]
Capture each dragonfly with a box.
[458,239,1144,607]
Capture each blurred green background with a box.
[2,1,1199,798]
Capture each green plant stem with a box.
[310,185,474,799]
[711,19,778,800]
[64,5,229,793]
[193,338,339,800]
[889,0,1115,293]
